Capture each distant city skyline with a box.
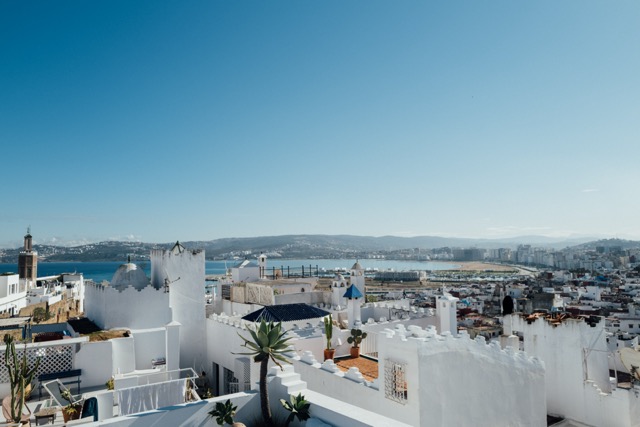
[2,1,639,249]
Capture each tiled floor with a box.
[335,356,379,381]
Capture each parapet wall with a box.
[288,323,545,427]
[508,313,640,427]
[378,324,546,427]
[84,281,171,330]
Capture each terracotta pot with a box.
[63,404,82,422]
[323,348,335,361]
[350,347,360,358]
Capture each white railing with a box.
[360,330,378,359]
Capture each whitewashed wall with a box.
[84,282,171,330]
[0,273,27,314]
[112,336,135,375]
[218,299,259,317]
[291,325,546,427]
[75,340,113,388]
[509,314,640,427]
[232,265,260,283]
[95,392,259,427]
[274,291,329,306]
[410,331,546,427]
[131,328,166,370]
[152,247,206,372]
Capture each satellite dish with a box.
[620,347,640,381]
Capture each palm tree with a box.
[236,320,292,427]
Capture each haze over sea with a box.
[0,259,459,283]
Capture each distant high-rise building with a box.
[452,248,485,261]
[18,228,37,282]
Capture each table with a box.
[34,406,57,425]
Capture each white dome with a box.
[111,263,149,291]
[334,273,344,281]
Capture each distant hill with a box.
[569,238,640,251]
[183,234,599,255]
[0,234,617,263]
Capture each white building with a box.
[506,313,640,427]
[207,311,546,427]
[0,273,27,316]
[231,259,261,283]
[436,290,458,335]
[84,241,206,371]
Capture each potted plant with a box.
[3,335,39,426]
[323,314,335,361]
[280,393,311,426]
[60,387,82,422]
[208,399,237,426]
[347,328,367,358]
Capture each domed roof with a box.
[111,263,149,291]
[351,261,363,271]
[334,273,345,281]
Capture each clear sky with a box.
[1,1,639,248]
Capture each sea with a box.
[0,259,459,283]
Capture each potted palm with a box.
[347,328,367,358]
[60,387,82,422]
[323,315,335,361]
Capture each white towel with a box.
[116,379,187,416]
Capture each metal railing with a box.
[227,381,251,394]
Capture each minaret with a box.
[343,284,363,329]
[436,287,459,336]
[350,260,365,297]
[18,227,37,285]
[258,253,267,279]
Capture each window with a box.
[223,368,240,394]
[384,359,408,404]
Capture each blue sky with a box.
[1,1,639,248]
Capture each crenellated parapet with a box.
[378,323,544,372]
[288,349,379,390]
[84,280,171,330]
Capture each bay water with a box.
[0,259,458,283]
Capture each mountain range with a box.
[2,234,637,263]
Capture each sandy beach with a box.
[447,261,519,272]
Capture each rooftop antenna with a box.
[162,267,180,293]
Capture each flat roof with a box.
[0,317,31,329]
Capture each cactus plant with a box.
[347,328,367,349]
[3,335,40,424]
[323,314,333,351]
[347,328,367,358]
